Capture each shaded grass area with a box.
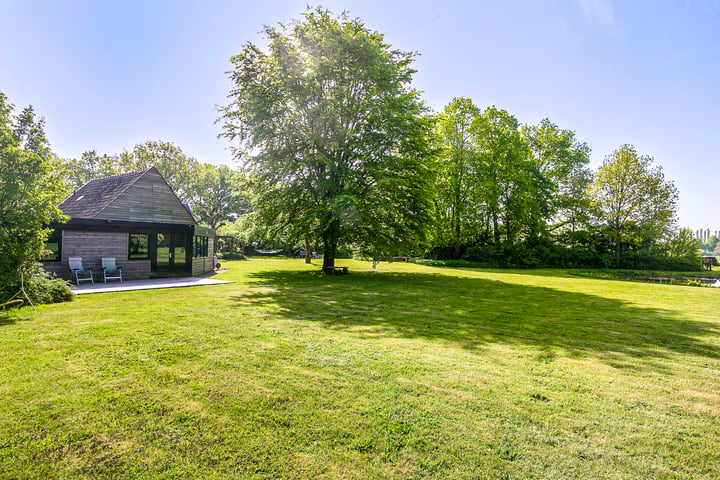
[1,258,720,479]
[238,268,719,366]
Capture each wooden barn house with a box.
[42,167,216,280]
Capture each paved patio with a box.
[72,276,234,295]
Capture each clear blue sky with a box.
[1,0,718,229]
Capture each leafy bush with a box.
[425,245,462,260]
[620,250,702,272]
[463,245,497,264]
[0,265,72,306]
[335,249,354,259]
[26,273,73,304]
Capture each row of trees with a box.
[433,97,682,267]
[219,7,696,271]
[432,99,592,259]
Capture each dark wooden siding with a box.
[42,231,151,281]
[192,258,212,276]
[100,170,195,224]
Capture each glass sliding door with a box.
[150,232,189,277]
[154,233,171,275]
[171,234,186,272]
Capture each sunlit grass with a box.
[1,258,719,478]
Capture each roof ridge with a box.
[94,166,150,179]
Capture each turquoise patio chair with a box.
[101,257,123,284]
[69,257,94,286]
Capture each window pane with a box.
[41,230,61,261]
[129,234,149,259]
[193,235,209,258]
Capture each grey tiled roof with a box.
[59,168,151,218]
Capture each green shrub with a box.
[620,250,702,272]
[0,265,73,306]
[423,236,701,272]
[26,273,74,304]
[409,258,496,269]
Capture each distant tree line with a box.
[61,110,696,271]
[427,98,692,269]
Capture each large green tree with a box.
[474,107,538,246]
[590,144,678,267]
[522,119,591,238]
[552,165,594,247]
[433,98,483,257]
[0,92,67,278]
[220,7,434,271]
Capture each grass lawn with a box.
[1,258,719,479]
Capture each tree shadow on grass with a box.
[231,269,720,369]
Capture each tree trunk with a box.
[304,237,312,264]
[321,220,339,274]
[453,214,461,258]
[492,211,500,245]
[613,221,622,268]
